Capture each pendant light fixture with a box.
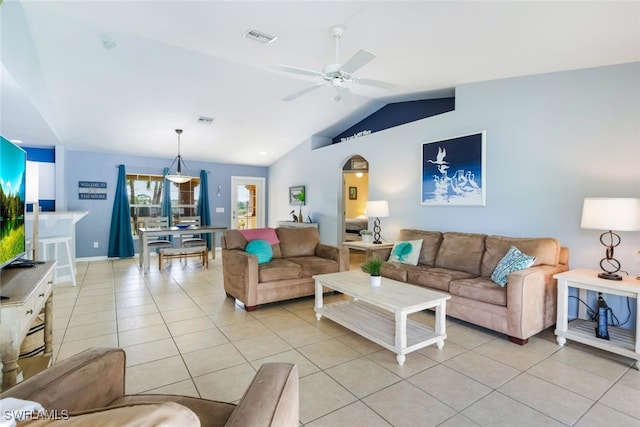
[165,129,192,184]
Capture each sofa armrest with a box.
[222,249,259,306]
[315,244,349,271]
[0,347,125,412]
[225,363,298,427]
[506,262,570,340]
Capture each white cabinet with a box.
[554,269,639,369]
[277,221,318,229]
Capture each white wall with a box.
[269,63,640,316]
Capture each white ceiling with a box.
[1,1,638,166]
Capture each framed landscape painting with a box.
[421,131,486,206]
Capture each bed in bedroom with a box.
[344,216,368,241]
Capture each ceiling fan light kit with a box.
[165,129,193,184]
[275,26,402,102]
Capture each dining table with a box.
[138,224,228,273]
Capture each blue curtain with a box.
[197,170,212,249]
[108,165,134,258]
[161,167,173,242]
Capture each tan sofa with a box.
[222,227,348,311]
[378,229,569,344]
[1,347,299,427]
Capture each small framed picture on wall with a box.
[349,187,357,200]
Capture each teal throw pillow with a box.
[245,239,273,264]
[491,246,536,287]
[388,239,422,266]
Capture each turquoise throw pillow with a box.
[388,239,422,266]
[491,246,536,287]
[245,239,273,264]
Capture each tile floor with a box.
[48,253,640,426]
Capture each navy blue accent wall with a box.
[332,97,455,144]
[24,147,55,162]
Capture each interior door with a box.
[230,176,265,229]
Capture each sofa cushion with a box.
[449,277,507,306]
[481,236,561,277]
[407,267,475,292]
[245,239,273,264]
[380,261,410,282]
[224,229,248,250]
[115,395,235,427]
[258,259,303,282]
[388,239,422,266]
[490,246,536,286]
[397,229,443,266]
[277,227,320,257]
[287,256,341,276]
[435,232,486,276]
[27,401,201,426]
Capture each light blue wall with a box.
[65,150,268,258]
[268,62,640,326]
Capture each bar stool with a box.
[39,236,77,286]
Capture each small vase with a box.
[298,206,303,222]
[370,275,381,287]
[362,235,373,244]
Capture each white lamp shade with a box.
[26,161,39,203]
[580,197,640,231]
[366,200,389,218]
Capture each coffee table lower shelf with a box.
[315,299,445,364]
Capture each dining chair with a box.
[138,217,173,266]
[178,216,207,248]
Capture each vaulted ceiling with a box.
[1,1,638,166]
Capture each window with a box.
[126,173,200,236]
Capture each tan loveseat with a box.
[222,227,348,311]
[1,347,299,427]
[378,230,569,344]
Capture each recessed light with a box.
[260,151,267,156]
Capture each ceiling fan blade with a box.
[340,49,376,74]
[282,83,326,102]
[354,77,405,90]
[273,64,325,78]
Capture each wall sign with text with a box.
[78,181,107,200]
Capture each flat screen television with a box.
[0,135,27,269]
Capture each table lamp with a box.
[365,200,389,244]
[580,197,640,280]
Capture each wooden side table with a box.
[554,268,639,369]
[342,241,394,262]
[0,261,57,389]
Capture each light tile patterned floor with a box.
[48,254,640,426]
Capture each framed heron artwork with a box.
[421,131,486,206]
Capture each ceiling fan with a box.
[274,26,402,102]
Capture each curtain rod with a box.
[115,165,210,174]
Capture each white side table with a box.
[554,269,639,369]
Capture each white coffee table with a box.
[313,270,450,365]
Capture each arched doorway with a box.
[341,155,369,243]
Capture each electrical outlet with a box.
[93,241,99,248]
[216,207,224,213]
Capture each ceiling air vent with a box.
[198,116,214,124]
[244,29,277,44]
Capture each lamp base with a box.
[372,241,383,245]
[598,272,622,281]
